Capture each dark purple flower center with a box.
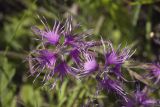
[70,49,81,64]
[38,50,57,68]
[105,52,118,66]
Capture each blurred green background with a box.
[0,0,160,107]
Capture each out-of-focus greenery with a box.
[0,0,160,107]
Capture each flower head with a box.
[63,16,93,49]
[37,50,57,68]
[147,63,160,84]
[101,39,134,79]
[104,43,132,67]
[71,51,99,76]
[110,64,123,79]
[28,49,57,83]
[31,17,63,45]
[83,52,99,73]
[70,48,81,64]
[53,60,72,81]
[30,50,57,71]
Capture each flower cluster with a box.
[29,16,160,106]
[30,16,100,88]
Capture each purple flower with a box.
[63,16,94,49]
[30,50,57,71]
[64,34,75,46]
[110,64,123,79]
[52,60,72,81]
[64,33,89,49]
[83,52,99,74]
[125,90,156,107]
[104,42,132,67]
[37,50,57,68]
[48,60,77,89]
[147,63,160,84]
[63,16,79,46]
[29,50,57,83]
[31,18,63,45]
[101,40,134,79]
[70,50,99,76]
[97,76,128,102]
[69,48,81,64]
